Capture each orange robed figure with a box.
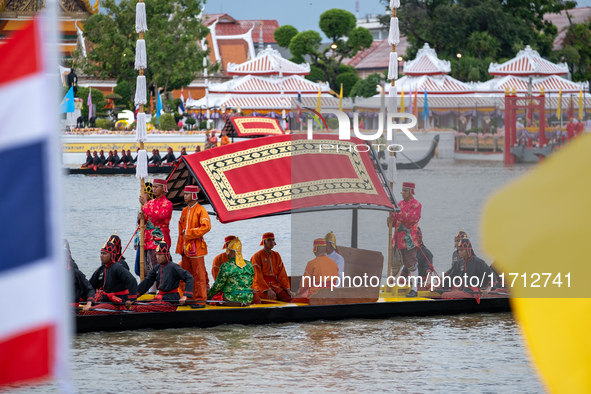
[293,239,339,304]
[176,185,211,306]
[251,232,293,302]
[220,133,231,146]
[212,236,235,280]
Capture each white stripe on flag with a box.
[0,261,57,339]
[0,75,50,148]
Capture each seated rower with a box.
[105,150,115,167]
[133,242,193,312]
[292,239,338,304]
[112,149,121,166]
[207,238,255,305]
[149,149,162,166]
[163,147,176,164]
[107,233,130,271]
[83,237,138,314]
[442,230,469,289]
[81,150,93,168]
[251,232,293,302]
[65,239,94,313]
[324,231,345,278]
[120,150,132,166]
[99,150,107,165]
[212,235,236,280]
[92,151,102,167]
[442,239,492,299]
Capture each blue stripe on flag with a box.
[0,141,48,272]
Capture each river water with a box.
[10,153,545,393]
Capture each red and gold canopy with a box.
[229,116,284,137]
[167,134,395,223]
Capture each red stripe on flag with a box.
[0,19,42,86]
[0,324,55,386]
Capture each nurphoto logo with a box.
[299,106,418,153]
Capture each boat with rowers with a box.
[67,164,174,175]
[75,133,509,333]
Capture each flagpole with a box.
[135,0,149,280]
[45,0,72,386]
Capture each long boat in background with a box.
[66,164,174,175]
[76,133,508,333]
[386,134,439,170]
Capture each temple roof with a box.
[478,74,585,94]
[187,94,350,111]
[227,46,310,76]
[403,43,450,76]
[488,45,569,77]
[203,13,278,44]
[0,0,98,16]
[209,74,329,94]
[390,74,474,95]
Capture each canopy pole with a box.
[351,207,358,248]
[136,0,147,280]
[387,2,399,280]
[139,48,146,280]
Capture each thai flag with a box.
[0,19,70,387]
[179,92,185,116]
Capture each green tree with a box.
[289,30,322,62]
[306,65,326,83]
[467,31,500,60]
[319,8,357,41]
[277,9,373,91]
[336,72,361,97]
[555,21,591,82]
[339,64,357,75]
[274,25,298,48]
[113,79,132,109]
[159,113,178,130]
[350,73,382,98]
[83,0,209,98]
[381,0,574,81]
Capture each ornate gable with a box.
[0,0,97,17]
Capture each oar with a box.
[75,306,134,313]
[118,226,139,261]
[398,151,422,169]
[97,300,247,307]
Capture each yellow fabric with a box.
[339,83,343,111]
[482,133,591,393]
[316,86,322,113]
[227,238,246,268]
[399,89,404,111]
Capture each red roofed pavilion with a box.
[393,43,474,95]
[488,45,569,77]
